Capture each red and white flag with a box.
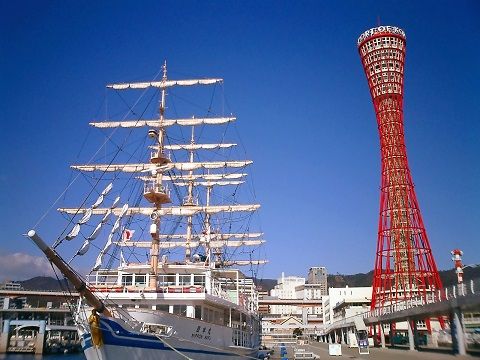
[122,229,135,240]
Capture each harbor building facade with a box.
[270,273,305,316]
[0,283,79,354]
[307,267,328,295]
[322,286,371,326]
[0,282,26,310]
[260,268,327,345]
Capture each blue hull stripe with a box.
[82,318,252,357]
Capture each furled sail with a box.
[101,183,113,196]
[78,208,92,225]
[119,203,129,217]
[71,160,253,173]
[90,117,235,129]
[92,194,104,209]
[65,224,80,240]
[119,250,127,267]
[76,240,90,256]
[72,197,120,261]
[115,233,262,241]
[111,196,120,209]
[116,239,265,249]
[162,143,236,151]
[63,183,114,242]
[106,78,222,90]
[102,233,115,254]
[59,204,260,217]
[92,203,128,271]
[221,260,269,266]
[138,173,247,182]
[173,181,244,187]
[101,209,112,223]
[88,223,103,241]
[92,253,103,271]
[111,219,121,234]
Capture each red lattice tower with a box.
[357,26,443,310]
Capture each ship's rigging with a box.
[47,62,266,283]
[28,62,266,360]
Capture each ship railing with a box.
[144,182,170,196]
[210,283,231,302]
[86,273,118,286]
[220,290,231,302]
[464,315,480,325]
[150,150,171,162]
[85,284,206,294]
[89,285,125,293]
[183,195,199,206]
[161,285,205,294]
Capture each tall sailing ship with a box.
[28,63,267,360]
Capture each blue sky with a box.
[1,1,479,281]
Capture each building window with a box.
[179,275,191,286]
[195,305,202,320]
[194,275,205,286]
[121,275,133,286]
[135,275,146,286]
[173,305,187,316]
[157,304,169,312]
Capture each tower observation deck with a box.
[357,26,443,310]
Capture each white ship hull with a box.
[80,313,259,360]
[84,345,256,360]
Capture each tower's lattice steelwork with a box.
[357,26,443,310]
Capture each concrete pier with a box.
[450,307,466,356]
[35,320,46,354]
[379,322,386,348]
[407,319,415,351]
[0,319,9,353]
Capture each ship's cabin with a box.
[86,263,259,346]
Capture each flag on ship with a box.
[122,229,135,240]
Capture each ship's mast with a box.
[205,184,213,265]
[60,69,268,271]
[185,127,196,262]
[147,61,171,289]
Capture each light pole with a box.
[451,249,464,284]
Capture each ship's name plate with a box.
[191,325,212,341]
[357,26,406,45]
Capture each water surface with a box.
[0,354,85,360]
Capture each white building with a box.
[0,281,26,309]
[261,272,325,344]
[322,286,372,325]
[270,273,305,316]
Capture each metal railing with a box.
[150,150,171,162]
[365,278,479,319]
[322,278,480,335]
[144,182,170,196]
